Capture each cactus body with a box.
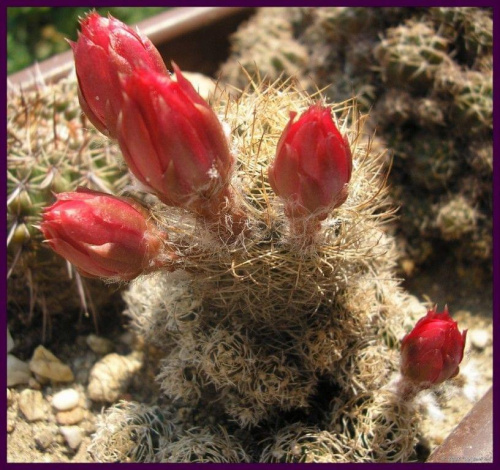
[91,78,427,462]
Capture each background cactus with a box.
[218,8,311,92]
[7,76,130,339]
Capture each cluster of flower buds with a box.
[397,306,467,399]
[42,12,354,280]
[40,188,174,281]
[71,12,240,228]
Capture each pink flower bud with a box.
[400,306,467,388]
[116,64,234,212]
[268,104,352,219]
[69,12,168,138]
[40,188,167,280]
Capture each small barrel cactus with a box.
[374,19,451,92]
[7,77,130,336]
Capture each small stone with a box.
[7,328,14,353]
[56,407,84,425]
[7,388,12,406]
[86,334,114,355]
[18,389,46,422]
[31,344,60,362]
[7,413,16,433]
[60,426,83,450]
[52,388,80,411]
[29,345,74,383]
[469,329,490,350]
[87,351,143,403]
[7,354,31,386]
[34,429,55,451]
[30,380,42,392]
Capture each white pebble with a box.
[469,329,490,350]
[7,328,14,353]
[60,426,82,450]
[52,388,80,411]
[86,334,114,355]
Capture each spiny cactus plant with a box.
[374,19,452,92]
[88,402,179,462]
[428,7,493,65]
[374,10,492,271]
[218,8,311,92]
[7,76,130,336]
[40,12,469,462]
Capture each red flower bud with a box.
[69,12,168,138]
[40,188,167,280]
[116,64,234,212]
[400,306,467,388]
[268,104,352,219]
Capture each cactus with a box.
[7,76,130,336]
[88,402,180,462]
[260,423,349,463]
[38,11,475,462]
[218,8,310,92]
[435,195,478,242]
[374,19,451,92]
[450,70,492,133]
[428,7,492,65]
[86,76,430,462]
[156,425,251,463]
[329,390,420,462]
